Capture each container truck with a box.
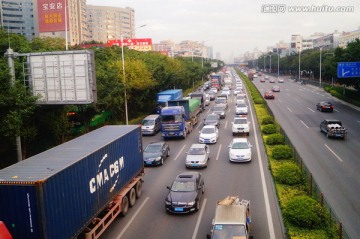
[207,196,252,239]
[0,125,144,239]
[156,89,183,114]
[160,98,201,139]
[189,92,206,112]
[210,74,222,90]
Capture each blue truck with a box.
[0,125,144,239]
[160,98,201,139]
[156,89,183,114]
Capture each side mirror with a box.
[206,234,211,239]
[166,186,171,190]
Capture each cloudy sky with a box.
[86,0,360,62]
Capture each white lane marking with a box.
[195,121,202,130]
[278,99,282,103]
[174,144,186,161]
[216,144,222,161]
[225,121,228,129]
[357,120,360,123]
[334,109,339,112]
[287,107,293,112]
[324,144,343,162]
[248,99,276,238]
[307,107,315,112]
[300,120,309,129]
[117,197,150,239]
[294,98,300,103]
[192,198,207,239]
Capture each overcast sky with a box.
[86,0,360,62]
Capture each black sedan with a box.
[165,172,205,214]
[143,142,170,166]
[203,113,220,128]
[316,101,334,112]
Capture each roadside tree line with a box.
[249,39,360,91]
[0,28,222,166]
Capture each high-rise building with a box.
[339,28,360,48]
[37,0,87,46]
[0,0,38,41]
[86,5,135,43]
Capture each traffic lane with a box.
[258,82,360,238]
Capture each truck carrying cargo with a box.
[189,92,206,112]
[161,98,201,139]
[0,125,144,239]
[207,196,252,239]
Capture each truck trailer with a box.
[0,125,144,239]
[160,98,201,139]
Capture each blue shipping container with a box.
[0,125,144,239]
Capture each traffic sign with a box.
[337,62,360,78]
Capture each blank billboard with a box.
[27,50,97,105]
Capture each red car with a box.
[264,91,275,99]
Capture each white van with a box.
[141,114,161,135]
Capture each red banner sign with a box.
[108,38,152,51]
[38,0,68,33]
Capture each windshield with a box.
[212,224,246,239]
[231,142,249,149]
[162,115,183,123]
[207,115,218,121]
[213,107,224,111]
[234,119,247,124]
[171,181,195,192]
[142,119,155,126]
[188,147,205,155]
[145,144,162,153]
[202,128,215,134]
[237,103,246,108]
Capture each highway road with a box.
[253,75,360,238]
[100,72,285,239]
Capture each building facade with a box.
[338,29,360,48]
[0,0,38,41]
[86,5,135,43]
[38,0,88,46]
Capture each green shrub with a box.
[262,124,277,134]
[261,116,274,125]
[272,145,292,160]
[284,195,326,229]
[265,133,285,145]
[253,97,264,104]
[274,162,302,185]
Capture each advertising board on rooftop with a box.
[108,38,152,52]
[38,0,68,33]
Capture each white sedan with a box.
[228,138,252,162]
[185,144,210,168]
[199,125,219,144]
[232,116,250,136]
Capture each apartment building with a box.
[86,5,135,43]
[338,28,360,48]
[0,0,38,41]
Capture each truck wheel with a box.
[135,181,142,198]
[121,196,129,217]
[129,188,136,207]
[195,200,200,211]
[183,130,187,139]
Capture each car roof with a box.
[231,138,249,143]
[189,144,207,149]
[175,172,201,181]
[147,141,165,146]
[202,125,216,129]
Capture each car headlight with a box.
[155,157,161,161]
[230,152,236,158]
[188,201,195,206]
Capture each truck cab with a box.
[207,196,252,239]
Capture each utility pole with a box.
[5,47,22,161]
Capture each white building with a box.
[86,5,135,43]
[338,29,360,48]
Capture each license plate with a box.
[192,164,198,167]
[169,132,174,135]
[146,162,152,165]
[175,207,183,212]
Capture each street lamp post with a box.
[319,47,322,87]
[298,48,301,81]
[120,24,147,125]
[120,34,128,125]
[269,54,272,73]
